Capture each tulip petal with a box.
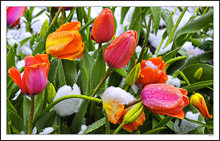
[7,7,27,27]
[23,63,48,95]
[103,100,124,124]
[8,66,22,89]
[147,57,167,70]
[55,21,81,32]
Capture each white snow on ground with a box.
[174,111,205,134]
[53,84,82,117]
[182,42,205,58]
[78,124,88,134]
[166,75,181,88]
[32,126,37,134]
[39,127,54,134]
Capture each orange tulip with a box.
[141,84,189,119]
[90,8,115,43]
[190,93,212,119]
[7,7,27,27]
[135,57,168,89]
[104,30,138,69]
[8,54,50,95]
[46,21,84,60]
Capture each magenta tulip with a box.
[104,30,138,69]
[7,7,27,27]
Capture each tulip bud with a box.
[123,102,143,124]
[90,8,115,43]
[47,82,56,104]
[7,7,27,27]
[194,67,203,80]
[190,93,212,119]
[141,84,189,119]
[126,63,141,86]
[104,30,138,69]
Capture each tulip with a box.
[90,8,115,43]
[8,54,50,95]
[7,7,27,27]
[135,57,168,89]
[190,93,212,119]
[104,30,138,69]
[101,86,145,132]
[46,21,84,60]
[141,84,189,119]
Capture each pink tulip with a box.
[141,84,189,119]
[90,8,115,43]
[104,30,138,69]
[7,7,27,27]
[8,54,50,95]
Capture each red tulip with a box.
[90,8,115,43]
[8,54,50,95]
[104,30,138,69]
[141,84,189,119]
[7,7,27,27]
[135,57,168,89]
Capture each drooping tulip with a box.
[101,86,145,132]
[190,93,212,119]
[141,84,189,119]
[90,8,115,43]
[7,7,27,27]
[135,57,168,89]
[46,21,84,60]
[8,54,50,95]
[104,30,138,69]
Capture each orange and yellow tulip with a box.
[46,21,84,60]
[135,57,168,89]
[90,8,115,43]
[8,54,50,95]
[190,93,212,119]
[141,84,189,119]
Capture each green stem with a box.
[179,71,190,86]
[124,85,130,92]
[165,56,187,66]
[113,122,126,134]
[98,43,102,50]
[79,17,96,32]
[155,35,165,56]
[124,98,142,109]
[33,95,102,125]
[203,7,209,15]
[164,7,188,48]
[51,7,62,26]
[28,96,35,134]
[90,66,112,97]
[137,14,152,63]
[193,7,200,15]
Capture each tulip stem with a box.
[98,43,102,50]
[179,71,191,86]
[113,122,126,134]
[124,98,142,109]
[90,66,112,97]
[124,85,130,92]
[51,7,63,26]
[137,14,152,63]
[28,96,35,134]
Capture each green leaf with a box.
[129,7,142,41]
[172,9,213,50]
[62,60,78,86]
[81,53,95,78]
[7,99,17,114]
[8,109,24,132]
[150,7,161,35]
[182,80,213,93]
[23,95,30,133]
[161,47,181,62]
[144,127,167,134]
[40,19,49,39]
[182,64,213,84]
[104,110,110,134]
[161,8,174,35]
[36,110,56,131]
[83,117,105,134]
[33,9,46,18]
[7,47,15,83]
[91,48,106,90]
[48,58,58,88]
[57,59,66,87]
[120,7,130,24]
[155,116,173,128]
[77,66,89,95]
[20,37,31,47]
[63,7,76,23]
[114,68,127,77]
[108,71,123,87]
[76,7,84,23]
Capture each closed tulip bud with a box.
[104,30,138,69]
[8,54,50,95]
[125,63,141,86]
[190,93,212,119]
[141,84,189,119]
[194,67,203,80]
[46,21,84,60]
[90,8,115,43]
[123,102,143,124]
[7,7,27,27]
[47,82,56,104]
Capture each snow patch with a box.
[39,127,54,134]
[166,75,181,88]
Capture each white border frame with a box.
[1,1,219,140]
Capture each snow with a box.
[78,124,88,134]
[101,86,135,105]
[39,127,54,134]
[12,90,21,100]
[166,75,181,88]
[145,61,158,70]
[181,42,206,58]
[53,84,82,117]
[32,126,37,134]
[174,111,204,134]
[131,84,139,93]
